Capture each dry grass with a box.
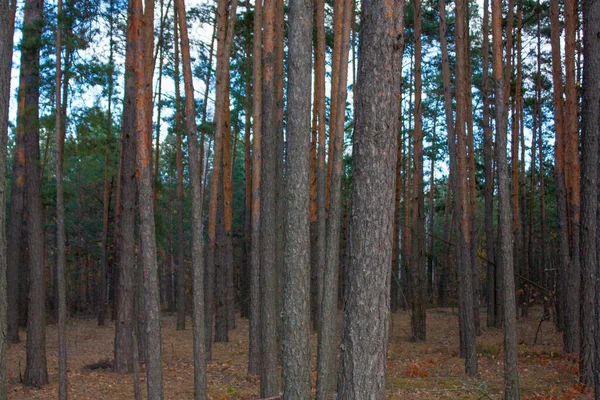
[5,306,582,399]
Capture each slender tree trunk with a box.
[427,115,436,297]
[281,0,312,394]
[337,0,403,395]
[206,0,237,359]
[5,0,21,346]
[0,0,17,395]
[455,0,478,375]
[314,0,326,334]
[563,0,581,355]
[438,0,455,311]
[99,0,116,327]
[410,0,426,341]
[55,0,68,396]
[241,2,252,319]
[536,11,546,292]
[580,0,598,386]
[482,0,495,329]
[22,0,48,387]
[131,0,164,396]
[260,0,280,392]
[549,0,570,340]
[316,0,353,397]
[176,0,207,396]
[173,4,186,331]
[248,0,263,377]
[492,0,519,395]
[113,0,140,373]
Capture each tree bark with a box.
[580,0,599,386]
[0,0,17,395]
[563,0,581,355]
[5,0,21,346]
[281,0,313,394]
[316,0,352,397]
[410,0,426,342]
[173,3,186,331]
[22,0,48,387]
[455,0,477,374]
[492,0,519,395]
[54,0,68,396]
[260,0,280,393]
[336,0,403,395]
[176,0,208,396]
[113,0,141,373]
[482,0,495,329]
[314,0,326,334]
[248,0,263,377]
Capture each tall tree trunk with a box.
[132,0,164,396]
[282,0,312,394]
[580,0,598,386]
[5,0,22,345]
[337,0,403,395]
[438,0,455,311]
[55,0,68,396]
[0,0,17,395]
[549,0,570,341]
[492,0,519,395]
[206,0,237,359]
[260,0,280,392]
[314,0,326,333]
[536,10,546,292]
[410,0,426,341]
[173,3,186,331]
[248,0,263,377]
[563,0,581,355]
[455,0,477,375]
[113,0,141,373]
[22,0,48,387]
[241,1,252,319]
[316,0,353,397]
[482,0,495,329]
[99,0,116,327]
[176,0,208,396]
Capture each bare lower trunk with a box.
[337,0,403,395]
[176,0,208,396]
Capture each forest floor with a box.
[5,306,586,399]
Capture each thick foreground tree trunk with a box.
[281,0,312,395]
[22,0,48,387]
[337,0,403,395]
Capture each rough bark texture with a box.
[482,0,495,329]
[455,0,477,376]
[54,0,68,396]
[0,0,16,395]
[316,0,352,397]
[113,0,139,373]
[549,0,571,343]
[336,0,403,395]
[492,0,519,395]
[314,0,326,334]
[563,0,581,356]
[248,0,262,377]
[131,0,164,396]
[22,0,48,387]
[410,0,426,342]
[259,0,280,393]
[176,0,208,396]
[580,0,599,386]
[281,0,312,394]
